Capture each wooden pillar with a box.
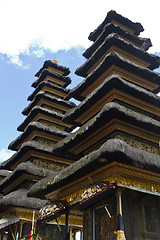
[81,230,83,240]
[7,227,12,240]
[14,223,18,240]
[1,231,4,240]
[19,222,23,239]
[65,208,70,240]
[116,187,126,240]
[34,221,37,238]
[69,227,73,240]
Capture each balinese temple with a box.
[0,59,78,239]
[27,10,160,240]
[1,9,160,240]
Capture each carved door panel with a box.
[94,198,116,240]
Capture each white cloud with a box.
[0,0,160,66]
[8,55,23,66]
[32,48,45,58]
[0,149,12,163]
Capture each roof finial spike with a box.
[53,57,58,64]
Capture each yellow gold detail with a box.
[53,57,58,64]
[76,88,160,125]
[46,162,160,202]
[81,65,159,98]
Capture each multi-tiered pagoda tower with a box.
[0,59,77,239]
[28,10,160,240]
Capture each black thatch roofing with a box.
[28,81,70,101]
[35,60,70,77]
[70,52,160,100]
[0,141,54,170]
[76,35,160,77]
[22,91,76,116]
[84,23,152,59]
[28,138,160,198]
[9,122,69,151]
[17,106,64,132]
[83,33,159,73]
[52,102,160,157]
[0,158,14,171]
[0,161,58,193]
[63,74,160,124]
[0,189,47,212]
[28,174,57,199]
[32,69,71,88]
[0,170,11,178]
[89,10,144,42]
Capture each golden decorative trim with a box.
[82,65,159,98]
[87,45,149,76]
[111,20,135,34]
[1,208,82,227]
[11,149,73,170]
[112,66,158,90]
[76,88,160,124]
[29,112,72,129]
[42,86,67,99]
[69,119,159,155]
[46,162,160,203]
[34,159,68,170]
[115,120,160,143]
[119,135,158,154]
[14,207,39,221]
[38,202,66,221]
[37,98,70,113]
[3,173,42,194]
[109,46,149,67]
[47,66,64,76]
[17,130,63,150]
[118,35,140,48]
[45,75,64,87]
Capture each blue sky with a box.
[0,47,85,161]
[0,0,160,162]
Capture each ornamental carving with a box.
[33,159,66,170]
[120,136,158,154]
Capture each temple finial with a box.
[53,57,58,64]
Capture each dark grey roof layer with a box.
[63,74,160,124]
[52,102,160,157]
[28,81,70,101]
[84,23,151,59]
[0,141,54,170]
[70,52,160,100]
[33,69,71,88]
[89,10,144,42]
[9,122,69,151]
[28,138,160,198]
[0,170,11,178]
[0,161,58,193]
[82,33,160,75]
[28,174,58,199]
[22,91,76,116]
[17,106,64,132]
[0,158,15,171]
[35,60,70,77]
[76,35,160,77]
[0,189,47,212]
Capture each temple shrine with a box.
[0,59,78,239]
[1,10,160,240]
